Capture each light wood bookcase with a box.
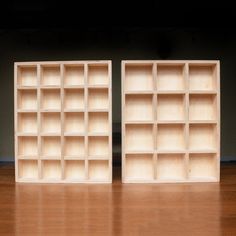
[15,61,112,183]
[122,60,220,183]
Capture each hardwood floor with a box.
[0,163,236,236]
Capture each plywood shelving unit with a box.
[15,61,112,183]
[122,60,220,183]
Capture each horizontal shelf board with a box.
[125,120,154,124]
[40,86,61,89]
[17,133,38,136]
[123,178,155,183]
[156,177,187,182]
[189,120,217,124]
[125,150,154,154]
[88,132,109,136]
[88,85,109,89]
[189,90,217,94]
[17,156,38,160]
[188,150,217,154]
[17,109,38,113]
[40,133,61,136]
[157,150,187,154]
[64,109,85,112]
[64,132,85,136]
[157,120,186,124]
[63,85,84,89]
[64,156,85,160]
[40,156,61,160]
[40,109,61,112]
[157,90,186,94]
[188,177,218,182]
[17,86,37,90]
[87,109,109,112]
[125,91,154,95]
[18,177,39,182]
[88,156,110,160]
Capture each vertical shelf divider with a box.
[61,64,65,180]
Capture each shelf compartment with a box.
[157,154,186,180]
[64,65,84,86]
[157,124,186,151]
[41,65,61,86]
[42,160,61,180]
[18,136,38,156]
[157,65,185,91]
[88,64,109,86]
[125,64,153,91]
[17,89,37,110]
[189,65,217,91]
[125,94,154,122]
[125,124,154,152]
[88,88,109,110]
[189,124,217,151]
[18,113,37,133]
[189,94,217,121]
[88,136,109,156]
[18,160,38,179]
[125,154,154,180]
[157,94,185,121]
[64,160,85,180]
[88,160,109,181]
[64,137,85,156]
[41,89,61,110]
[64,112,85,133]
[189,154,218,180]
[88,112,109,133]
[64,89,84,110]
[17,66,37,86]
[41,113,61,134]
[41,136,61,156]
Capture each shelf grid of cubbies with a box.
[122,61,220,183]
[15,61,112,183]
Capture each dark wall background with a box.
[0,3,235,161]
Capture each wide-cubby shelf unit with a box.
[122,60,220,183]
[15,61,112,183]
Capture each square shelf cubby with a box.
[41,65,61,86]
[64,65,84,86]
[189,154,218,180]
[88,112,109,134]
[189,64,217,91]
[64,160,86,180]
[64,112,85,134]
[64,136,85,157]
[18,160,38,179]
[88,136,109,156]
[88,64,109,86]
[125,64,153,92]
[157,64,185,91]
[125,94,154,122]
[17,66,37,86]
[125,154,154,181]
[41,136,61,157]
[42,160,61,180]
[41,89,61,110]
[41,113,61,134]
[18,136,38,156]
[189,94,217,121]
[18,112,37,133]
[157,154,186,180]
[189,124,217,151]
[125,124,154,152]
[17,89,37,110]
[88,160,109,181]
[64,89,84,110]
[157,124,186,151]
[157,94,185,121]
[88,88,109,110]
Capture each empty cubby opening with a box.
[41,113,61,133]
[157,94,185,121]
[88,160,109,181]
[64,112,85,133]
[88,88,109,110]
[18,90,37,110]
[189,94,217,121]
[41,65,61,86]
[64,89,84,109]
[64,65,84,86]
[157,124,186,151]
[88,136,109,156]
[125,64,153,91]
[18,113,37,133]
[88,64,109,86]
[157,154,186,180]
[42,160,61,180]
[189,154,218,180]
[88,112,109,133]
[41,136,61,157]
[64,137,85,157]
[189,65,217,91]
[157,64,185,91]
[125,94,154,122]
[18,66,37,86]
[18,136,38,156]
[41,89,61,110]
[125,124,154,152]
[125,154,154,180]
[64,160,86,180]
[18,160,38,179]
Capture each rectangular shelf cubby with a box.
[122,60,220,183]
[15,61,112,183]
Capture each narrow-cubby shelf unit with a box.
[15,61,112,183]
[122,60,220,183]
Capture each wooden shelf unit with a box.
[15,61,112,183]
[122,61,220,183]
